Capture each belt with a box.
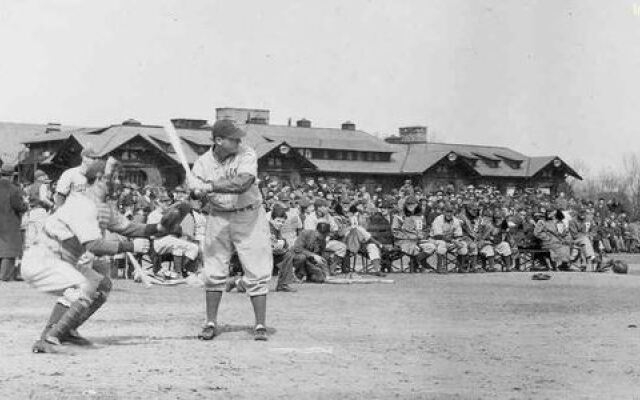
[211,203,261,213]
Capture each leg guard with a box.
[45,299,91,345]
[40,302,69,340]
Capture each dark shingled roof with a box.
[238,123,394,153]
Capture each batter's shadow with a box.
[91,326,278,346]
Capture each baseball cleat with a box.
[198,322,217,340]
[253,324,268,341]
[61,329,93,346]
[275,285,297,293]
[32,339,55,354]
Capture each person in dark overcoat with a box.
[0,167,28,281]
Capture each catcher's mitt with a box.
[160,202,192,233]
[612,260,629,274]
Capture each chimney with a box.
[341,121,356,131]
[296,118,311,128]
[45,122,61,134]
[398,126,427,143]
[171,118,208,130]
[215,107,270,124]
[122,119,142,126]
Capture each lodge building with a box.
[12,107,580,193]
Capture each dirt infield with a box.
[3,265,640,399]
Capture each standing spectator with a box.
[0,166,28,281]
[54,145,99,207]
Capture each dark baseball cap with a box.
[211,119,246,140]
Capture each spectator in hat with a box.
[0,166,28,281]
[28,170,54,211]
[54,144,100,207]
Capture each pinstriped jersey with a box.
[191,144,262,211]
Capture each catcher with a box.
[23,159,191,353]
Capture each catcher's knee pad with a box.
[61,287,91,306]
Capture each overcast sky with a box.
[1,0,639,174]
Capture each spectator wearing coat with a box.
[0,167,28,281]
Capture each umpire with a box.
[188,120,272,341]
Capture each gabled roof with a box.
[0,122,79,164]
[527,156,582,180]
[395,142,579,179]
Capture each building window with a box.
[121,169,147,187]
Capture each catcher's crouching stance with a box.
[23,160,190,353]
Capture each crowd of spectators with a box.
[7,171,639,284]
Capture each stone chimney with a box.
[215,107,270,124]
[296,118,311,128]
[398,126,427,143]
[341,121,356,131]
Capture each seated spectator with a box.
[423,204,467,274]
[568,207,597,269]
[392,195,434,272]
[277,222,332,284]
[534,208,574,270]
[477,210,513,272]
[147,193,199,279]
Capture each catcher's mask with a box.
[86,159,120,200]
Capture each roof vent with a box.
[341,121,356,131]
[296,118,311,128]
[171,119,208,130]
[122,119,142,126]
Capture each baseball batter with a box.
[188,119,272,341]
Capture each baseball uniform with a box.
[192,144,272,296]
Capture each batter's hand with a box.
[132,238,150,254]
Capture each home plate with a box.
[269,347,334,354]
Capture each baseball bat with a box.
[163,122,191,175]
[126,252,153,288]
